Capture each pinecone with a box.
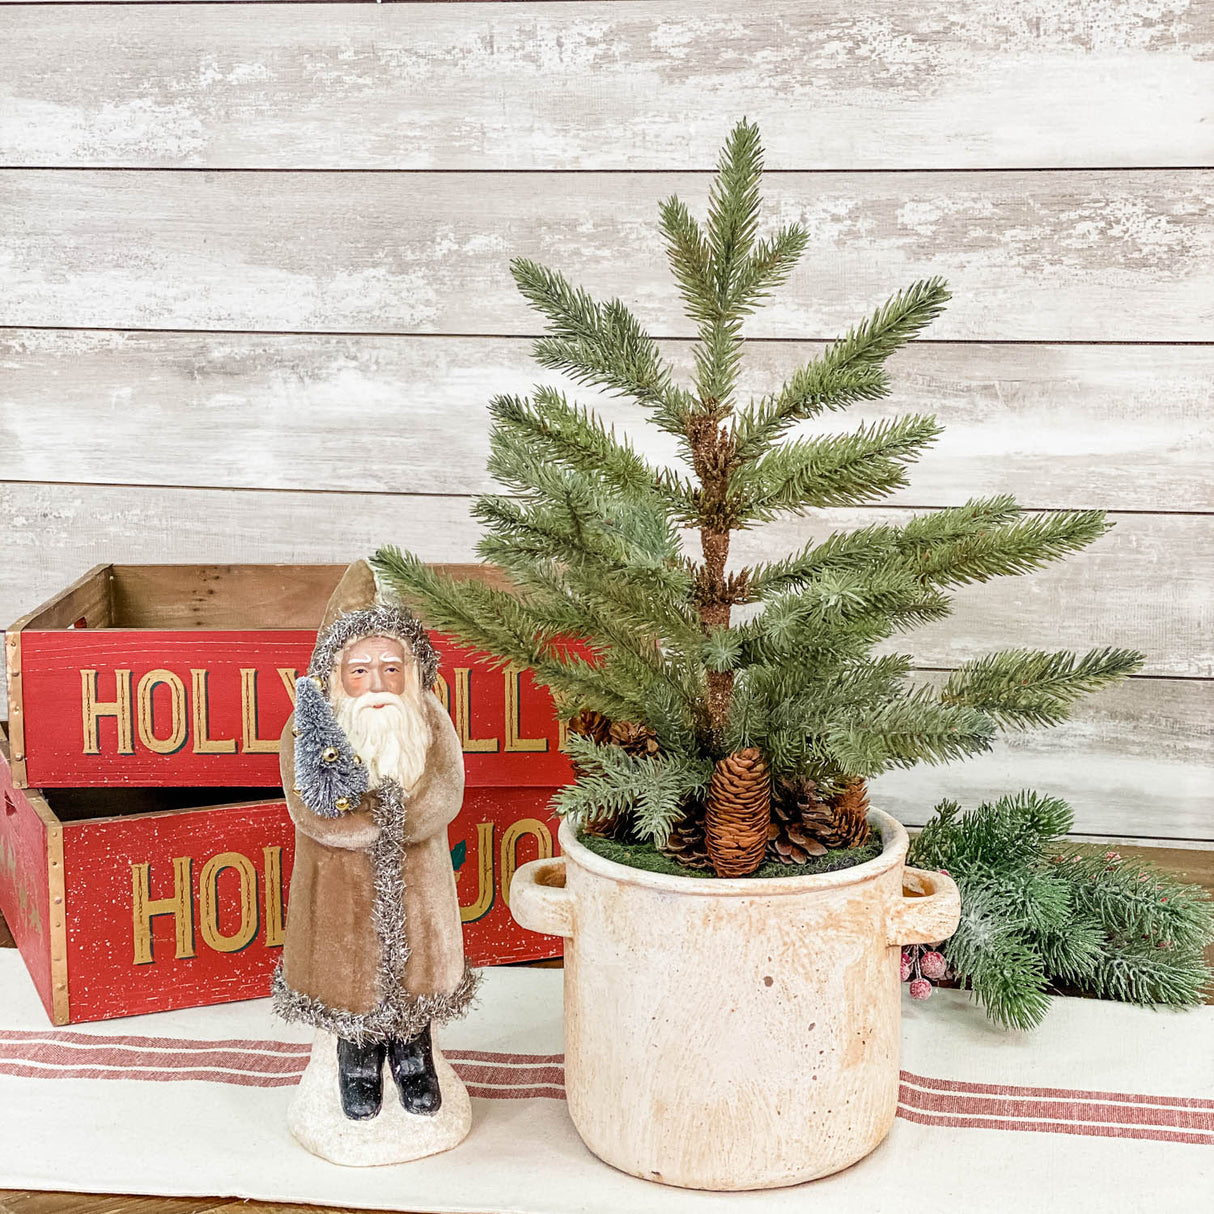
[704,748,771,878]
[659,808,713,870]
[567,709,611,746]
[608,719,659,758]
[768,774,871,864]
[827,777,872,849]
[768,775,830,865]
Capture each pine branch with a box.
[705,116,764,312]
[940,647,1144,728]
[371,546,648,721]
[731,414,943,522]
[553,735,713,846]
[908,790,1075,872]
[731,365,890,462]
[730,276,949,460]
[658,195,714,325]
[1049,847,1214,955]
[826,689,995,775]
[510,257,692,434]
[896,508,1111,589]
[488,388,671,503]
[941,883,1052,1031]
[740,566,950,666]
[1085,940,1212,1008]
[826,277,952,371]
[746,523,901,600]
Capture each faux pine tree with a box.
[372,117,1143,877]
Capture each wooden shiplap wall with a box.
[1,1,1211,841]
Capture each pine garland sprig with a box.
[1049,846,1214,954]
[907,794,1214,1028]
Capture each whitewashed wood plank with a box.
[874,676,1214,839]
[2,330,1210,510]
[0,483,1206,677]
[3,170,1213,339]
[2,2,1212,168]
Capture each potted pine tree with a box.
[372,118,1142,1190]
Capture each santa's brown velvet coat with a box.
[278,690,466,1015]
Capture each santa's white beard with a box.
[330,685,433,794]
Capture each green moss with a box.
[575,830,882,879]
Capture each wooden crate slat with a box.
[4,170,1213,340]
[2,2,1212,169]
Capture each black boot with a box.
[388,1023,442,1117]
[336,1037,386,1121]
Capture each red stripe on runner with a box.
[899,1085,1214,1133]
[447,1050,565,1065]
[454,1062,564,1086]
[0,1061,302,1087]
[0,1042,308,1074]
[464,1084,566,1101]
[0,1029,311,1056]
[900,1069,1214,1112]
[897,1105,1214,1146]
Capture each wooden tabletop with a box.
[2,843,1211,1214]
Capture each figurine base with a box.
[287,1029,472,1167]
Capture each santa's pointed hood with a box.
[305,558,440,694]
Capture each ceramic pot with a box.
[509,810,959,1191]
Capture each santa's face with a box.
[339,636,415,699]
[331,634,431,792]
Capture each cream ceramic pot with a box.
[510,810,959,1191]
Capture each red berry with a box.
[900,957,913,982]
[908,978,932,1001]
[920,950,947,980]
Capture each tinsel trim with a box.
[271,960,481,1046]
[273,778,480,1043]
[307,604,440,693]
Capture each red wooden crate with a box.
[5,563,573,790]
[0,725,564,1026]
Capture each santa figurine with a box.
[273,558,478,1165]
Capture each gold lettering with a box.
[81,669,134,755]
[501,818,554,908]
[190,669,236,754]
[198,852,258,953]
[131,857,195,965]
[277,667,298,705]
[136,669,188,755]
[240,669,280,754]
[432,673,450,713]
[459,822,496,924]
[263,845,285,948]
[557,716,570,752]
[504,666,548,753]
[454,668,499,753]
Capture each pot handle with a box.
[509,857,574,939]
[887,866,961,946]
